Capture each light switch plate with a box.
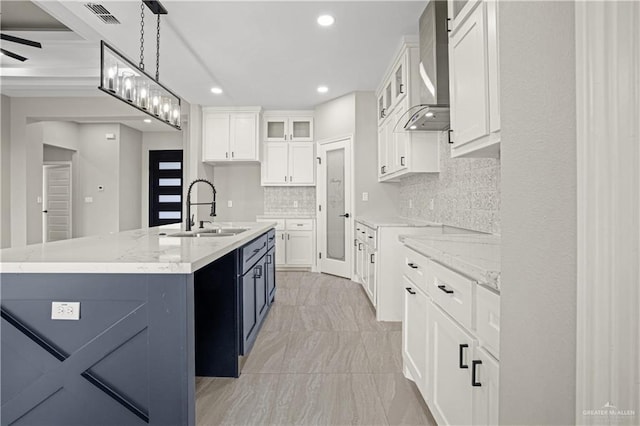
[227,200,233,208]
[293,201,299,208]
[85,197,93,203]
[51,301,80,320]
[362,192,369,201]
[409,199,413,209]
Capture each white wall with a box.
[314,91,399,218]
[118,125,142,232]
[212,164,264,222]
[1,95,11,248]
[499,2,577,424]
[76,123,121,237]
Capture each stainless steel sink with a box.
[168,228,248,238]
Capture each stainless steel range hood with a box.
[404,0,450,132]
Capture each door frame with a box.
[42,161,73,243]
[575,2,640,423]
[315,134,355,278]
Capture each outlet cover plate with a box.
[51,301,80,320]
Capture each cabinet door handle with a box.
[472,360,483,386]
[407,262,418,269]
[448,129,454,144]
[232,151,235,158]
[284,134,287,140]
[254,264,263,279]
[290,176,292,182]
[290,133,293,140]
[266,254,272,264]
[438,285,454,294]
[285,176,288,182]
[447,18,452,33]
[405,287,416,295]
[287,233,290,240]
[225,152,228,158]
[400,156,405,166]
[459,344,469,369]
[281,233,285,240]
[358,243,363,251]
[399,83,404,94]
[370,253,375,264]
[354,238,358,247]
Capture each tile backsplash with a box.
[399,133,501,234]
[264,187,316,214]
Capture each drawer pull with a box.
[459,344,469,369]
[472,360,482,386]
[296,224,304,226]
[354,238,358,247]
[253,265,263,279]
[407,263,419,269]
[358,243,363,251]
[438,285,454,294]
[405,287,416,295]
[370,253,375,264]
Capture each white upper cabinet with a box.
[288,143,315,184]
[376,42,440,182]
[262,111,315,186]
[264,114,313,142]
[448,0,500,158]
[202,107,261,162]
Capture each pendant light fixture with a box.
[98,0,181,130]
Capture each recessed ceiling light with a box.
[317,85,329,93]
[210,87,223,94]
[425,111,434,118]
[144,118,152,123]
[317,15,335,27]
[410,125,417,130]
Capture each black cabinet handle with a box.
[438,285,454,294]
[358,243,363,251]
[370,253,375,264]
[407,263,418,269]
[287,234,290,240]
[405,287,416,295]
[459,344,469,369]
[400,156,405,166]
[354,238,358,247]
[266,254,272,264]
[399,83,404,94]
[448,129,454,144]
[472,360,482,386]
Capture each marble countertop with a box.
[356,216,441,229]
[401,233,501,292]
[257,213,316,219]
[0,222,276,275]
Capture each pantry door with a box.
[316,136,353,278]
[42,163,72,242]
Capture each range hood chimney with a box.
[403,0,450,132]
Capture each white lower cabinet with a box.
[285,231,313,265]
[428,300,475,426]
[402,276,429,399]
[401,247,500,426]
[257,217,315,268]
[472,346,500,426]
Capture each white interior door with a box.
[42,164,72,242]
[317,137,353,278]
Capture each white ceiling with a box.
[1,1,426,110]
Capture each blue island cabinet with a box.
[1,228,276,426]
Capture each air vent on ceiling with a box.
[84,3,121,24]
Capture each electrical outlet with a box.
[429,199,435,210]
[293,200,299,208]
[37,196,42,204]
[227,200,233,208]
[84,197,93,203]
[51,301,80,320]
[409,199,413,209]
[362,192,369,201]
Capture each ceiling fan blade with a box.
[1,33,42,49]
[0,48,28,62]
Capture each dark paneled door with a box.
[149,150,183,227]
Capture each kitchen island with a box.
[0,222,276,426]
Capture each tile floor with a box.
[196,271,436,426]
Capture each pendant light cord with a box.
[139,1,145,70]
[155,14,161,81]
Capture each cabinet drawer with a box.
[402,246,430,295]
[427,259,475,330]
[285,218,313,231]
[365,227,377,249]
[241,234,268,274]
[476,285,500,359]
[257,218,285,230]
